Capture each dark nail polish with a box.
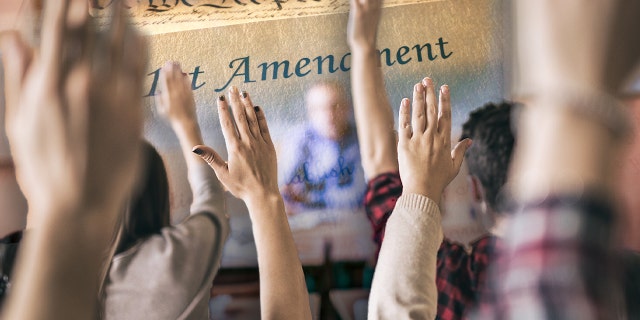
[192,148,204,155]
[254,106,260,112]
[242,91,248,98]
[219,95,225,101]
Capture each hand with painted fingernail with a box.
[193,87,312,320]
[193,87,278,205]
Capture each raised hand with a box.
[347,0,382,52]
[397,77,471,204]
[193,88,311,319]
[347,0,398,179]
[156,61,198,127]
[193,87,278,206]
[0,0,146,319]
[1,0,146,216]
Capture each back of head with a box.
[461,101,516,214]
[114,142,170,255]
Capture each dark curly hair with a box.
[460,101,517,214]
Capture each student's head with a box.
[305,82,350,140]
[460,102,516,226]
[114,141,170,255]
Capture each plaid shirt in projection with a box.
[364,172,498,320]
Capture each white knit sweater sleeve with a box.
[368,193,443,320]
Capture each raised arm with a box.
[156,61,225,217]
[369,78,470,319]
[347,0,398,179]
[193,87,311,320]
[484,1,640,318]
[0,1,146,319]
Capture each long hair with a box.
[115,141,171,255]
[98,141,170,317]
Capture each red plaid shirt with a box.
[366,172,634,319]
[365,172,498,320]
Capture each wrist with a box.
[245,190,282,207]
[245,191,285,219]
[351,46,377,57]
[402,185,442,206]
[170,117,198,132]
[171,120,203,145]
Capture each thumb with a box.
[451,138,472,173]
[192,145,228,175]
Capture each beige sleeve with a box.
[368,193,443,320]
[188,161,226,219]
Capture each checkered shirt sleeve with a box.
[364,172,403,247]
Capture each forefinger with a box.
[398,98,412,143]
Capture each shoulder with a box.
[113,212,224,266]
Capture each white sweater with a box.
[368,193,443,320]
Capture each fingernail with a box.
[182,72,188,76]
[229,86,239,94]
[415,83,423,92]
[219,95,225,101]
[254,106,260,112]
[192,147,204,155]
[423,77,433,87]
[441,85,449,94]
[242,91,248,98]
[467,139,473,147]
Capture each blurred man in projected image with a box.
[279,82,366,215]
